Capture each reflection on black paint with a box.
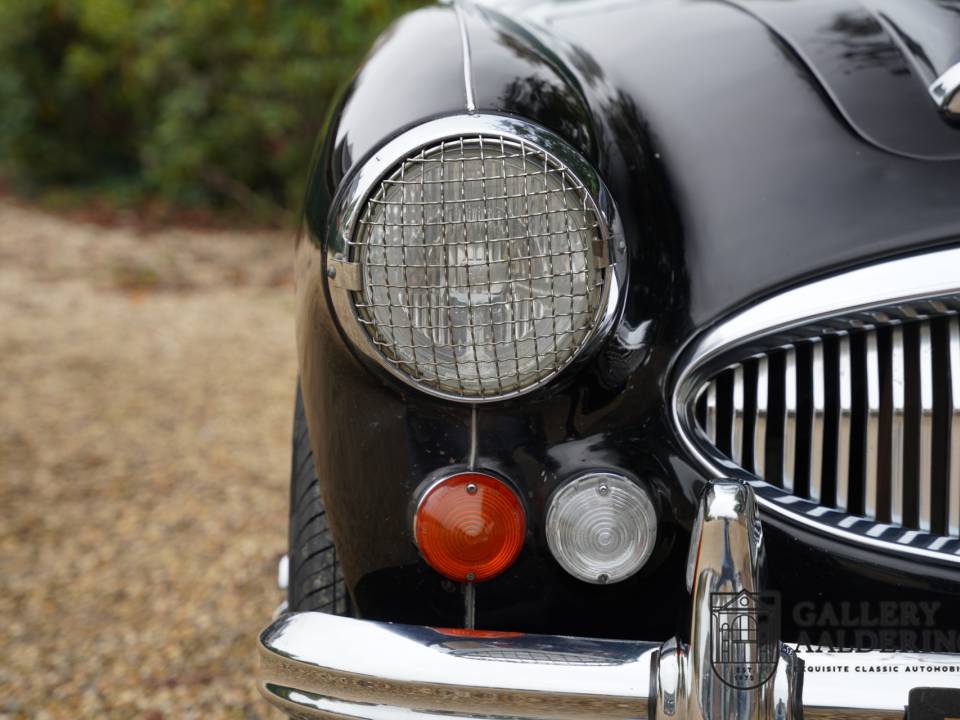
[823,11,909,76]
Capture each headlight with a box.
[327,116,621,401]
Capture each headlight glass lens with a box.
[546,473,657,584]
[351,135,605,399]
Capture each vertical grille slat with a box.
[929,318,950,535]
[864,332,881,519]
[918,322,934,532]
[783,348,798,493]
[836,335,853,512]
[717,371,734,457]
[950,317,960,536]
[694,314,960,541]
[891,326,906,526]
[705,382,717,445]
[754,356,769,478]
[733,365,745,467]
[810,341,825,503]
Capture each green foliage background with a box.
[0,0,423,222]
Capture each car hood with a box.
[727,0,960,160]
[468,0,960,328]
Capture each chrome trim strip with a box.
[468,404,478,470]
[930,61,960,116]
[919,322,934,532]
[950,317,960,536]
[324,114,625,404]
[675,248,960,375]
[671,244,960,564]
[452,2,477,113]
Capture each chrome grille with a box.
[695,316,960,537]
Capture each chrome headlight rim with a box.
[324,114,625,403]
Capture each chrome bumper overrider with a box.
[258,482,960,720]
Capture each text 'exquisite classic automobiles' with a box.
[257,0,960,717]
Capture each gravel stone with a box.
[0,199,293,718]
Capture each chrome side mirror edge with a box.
[930,62,960,119]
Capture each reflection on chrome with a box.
[930,62,960,115]
[652,481,802,720]
[673,246,960,563]
[258,480,960,720]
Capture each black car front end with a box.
[260,0,960,716]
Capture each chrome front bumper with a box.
[258,482,960,720]
[260,613,657,719]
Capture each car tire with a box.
[288,384,351,615]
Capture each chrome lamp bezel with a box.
[323,114,625,404]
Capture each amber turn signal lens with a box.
[414,472,525,582]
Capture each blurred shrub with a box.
[0,0,423,221]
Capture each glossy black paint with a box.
[733,0,960,159]
[296,0,960,642]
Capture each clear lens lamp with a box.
[545,473,657,584]
[351,134,607,400]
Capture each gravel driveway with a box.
[0,199,294,718]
